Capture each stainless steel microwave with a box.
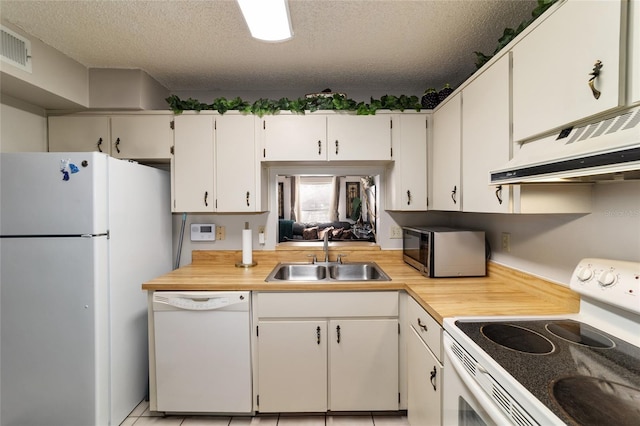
[402,226,486,277]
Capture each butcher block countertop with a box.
[143,246,579,324]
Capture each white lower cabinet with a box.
[407,297,442,426]
[255,292,399,413]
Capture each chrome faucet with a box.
[323,231,330,263]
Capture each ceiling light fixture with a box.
[237,0,293,42]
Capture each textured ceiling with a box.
[0,0,537,98]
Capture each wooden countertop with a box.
[143,247,579,324]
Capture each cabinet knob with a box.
[97,137,103,152]
[588,60,603,100]
[430,366,437,391]
[417,318,428,332]
[115,137,121,154]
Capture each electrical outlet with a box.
[258,226,265,234]
[216,226,226,240]
[501,232,510,252]
[390,226,403,239]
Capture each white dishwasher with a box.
[152,291,252,413]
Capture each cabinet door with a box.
[48,116,110,153]
[327,115,392,161]
[329,319,398,411]
[262,115,327,161]
[407,327,442,426]
[172,115,215,212]
[431,93,462,211]
[462,54,511,213]
[110,115,173,160]
[257,320,327,413]
[512,0,625,141]
[386,114,428,211]
[215,115,258,212]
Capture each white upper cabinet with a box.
[386,113,428,211]
[49,114,173,160]
[48,116,110,154]
[512,0,626,142]
[431,93,462,211]
[260,113,392,162]
[630,0,640,104]
[261,114,327,161]
[110,115,173,160]
[172,114,215,213]
[462,54,511,213]
[215,114,260,212]
[326,115,392,161]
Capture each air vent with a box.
[1,25,32,73]
[566,109,639,145]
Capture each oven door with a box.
[443,333,511,426]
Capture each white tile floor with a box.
[121,401,410,426]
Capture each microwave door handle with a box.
[443,339,512,425]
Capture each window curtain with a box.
[329,177,340,222]
[291,176,300,222]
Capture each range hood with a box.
[490,107,640,184]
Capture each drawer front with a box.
[408,297,442,362]
[256,291,399,318]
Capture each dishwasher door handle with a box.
[153,292,249,311]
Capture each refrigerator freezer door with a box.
[0,235,109,426]
[0,152,109,236]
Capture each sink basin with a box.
[268,264,328,281]
[265,262,390,282]
[328,263,390,281]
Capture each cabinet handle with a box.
[407,190,412,205]
[430,366,437,391]
[97,138,103,152]
[335,140,339,155]
[246,191,250,206]
[318,140,322,155]
[317,326,321,345]
[204,191,209,207]
[588,60,603,100]
[417,318,428,332]
[336,325,341,344]
[451,186,457,204]
[495,185,503,205]
[115,137,121,153]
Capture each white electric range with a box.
[443,258,640,426]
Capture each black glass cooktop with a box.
[455,319,640,426]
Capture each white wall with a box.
[448,181,640,285]
[0,95,47,152]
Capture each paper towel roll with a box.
[242,228,253,265]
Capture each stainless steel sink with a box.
[267,264,328,281]
[328,263,390,281]
[265,262,390,282]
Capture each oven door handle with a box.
[443,336,512,425]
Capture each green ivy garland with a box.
[166,93,422,116]
[474,0,558,69]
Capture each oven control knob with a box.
[577,266,594,282]
[598,270,617,287]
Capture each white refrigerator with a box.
[0,152,172,426]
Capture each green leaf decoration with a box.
[165,93,422,115]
